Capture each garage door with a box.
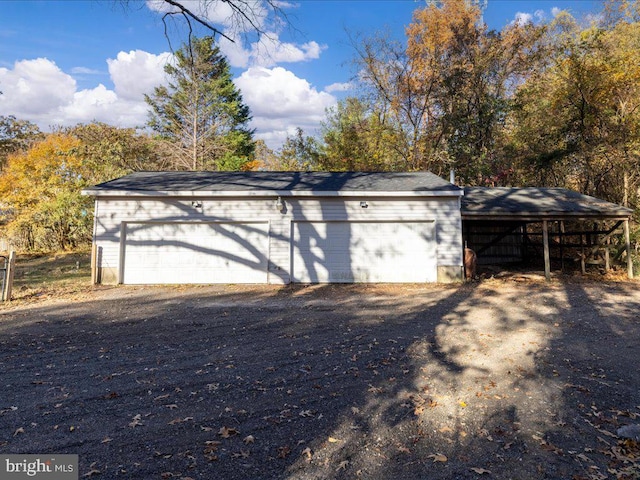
[122,222,269,284]
[292,221,436,283]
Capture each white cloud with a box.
[71,66,102,75]
[534,9,545,22]
[250,34,325,67]
[219,34,252,68]
[551,7,562,17]
[0,52,169,129]
[235,66,337,148]
[512,12,533,26]
[219,31,326,68]
[107,50,171,101]
[0,58,77,117]
[324,82,352,93]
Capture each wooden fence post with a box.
[3,251,16,302]
[91,243,97,285]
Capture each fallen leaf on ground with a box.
[243,435,255,444]
[83,463,100,477]
[277,445,291,458]
[129,414,143,428]
[328,436,341,443]
[219,426,239,438]
[470,467,492,474]
[336,460,349,471]
[302,447,312,462]
[13,427,24,436]
[428,454,447,463]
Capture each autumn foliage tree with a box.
[508,9,640,208]
[0,134,93,251]
[0,123,172,252]
[339,0,543,183]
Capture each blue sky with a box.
[0,0,601,149]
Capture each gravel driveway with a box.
[1,280,639,479]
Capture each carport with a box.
[461,187,634,280]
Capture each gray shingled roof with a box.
[83,171,463,197]
[462,187,632,219]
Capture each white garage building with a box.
[82,171,464,285]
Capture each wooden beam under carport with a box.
[624,219,634,279]
[542,220,551,281]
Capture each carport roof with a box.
[462,187,633,221]
[83,171,463,197]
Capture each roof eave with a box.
[82,189,464,198]
[462,211,632,221]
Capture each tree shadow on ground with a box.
[0,280,638,479]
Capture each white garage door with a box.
[122,222,269,284]
[292,221,436,283]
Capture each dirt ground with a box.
[0,278,639,480]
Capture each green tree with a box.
[319,97,403,171]
[145,36,254,171]
[68,122,172,180]
[275,128,323,171]
[0,115,43,168]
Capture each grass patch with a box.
[6,250,93,302]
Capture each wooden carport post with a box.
[624,219,634,279]
[543,220,551,281]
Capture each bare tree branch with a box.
[162,0,235,43]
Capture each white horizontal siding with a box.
[285,197,463,270]
[92,194,462,284]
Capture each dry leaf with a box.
[83,463,101,477]
[428,453,448,463]
[328,436,341,443]
[243,435,255,444]
[277,445,291,458]
[13,427,24,436]
[470,467,492,474]
[336,460,349,471]
[129,414,143,428]
[302,447,312,462]
[218,426,239,438]
[101,437,112,443]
